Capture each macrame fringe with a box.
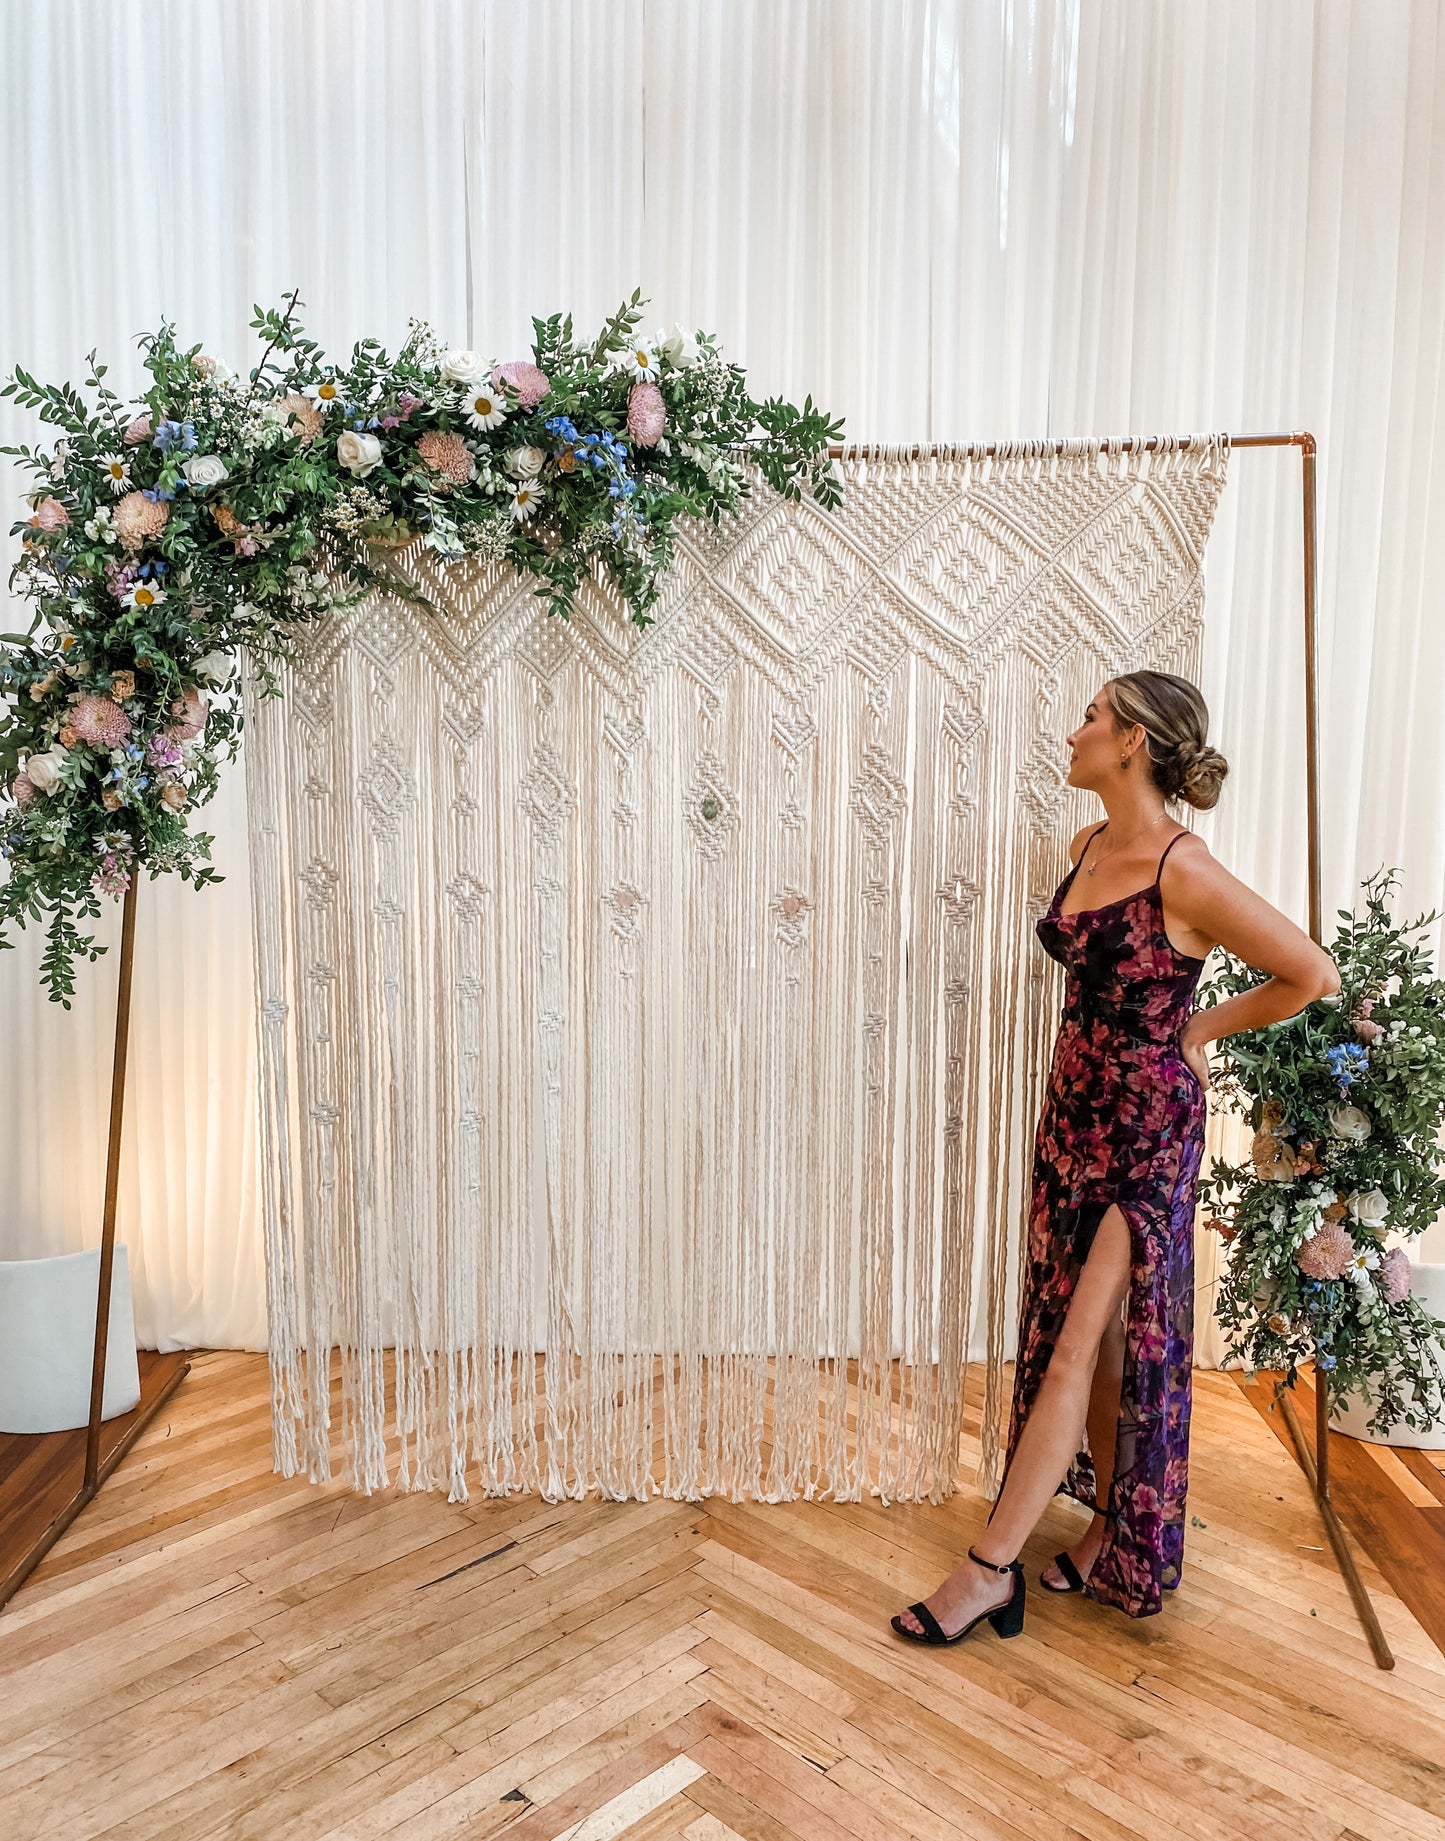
[246,441,1229,1504]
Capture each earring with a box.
[1120,754,1130,769]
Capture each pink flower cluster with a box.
[416,429,474,483]
[379,393,424,431]
[114,490,169,551]
[493,361,551,409]
[123,414,153,446]
[1378,1246,1412,1305]
[70,695,133,748]
[627,382,666,448]
[148,732,184,771]
[93,853,132,897]
[33,496,70,531]
[168,687,209,741]
[1297,1220,1356,1280]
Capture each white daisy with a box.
[100,456,131,494]
[1347,1245,1380,1287]
[303,377,345,411]
[510,480,544,522]
[121,581,167,613]
[463,387,509,432]
[616,342,660,382]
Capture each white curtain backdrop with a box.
[2,0,1443,1356]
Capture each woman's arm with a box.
[1164,839,1340,1072]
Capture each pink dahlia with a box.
[627,381,666,448]
[1297,1220,1356,1281]
[70,694,133,748]
[168,687,209,741]
[123,414,153,446]
[416,429,474,483]
[1378,1246,1412,1306]
[10,771,36,806]
[114,490,169,551]
[493,361,551,409]
[33,496,70,531]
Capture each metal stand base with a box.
[1273,1375,1395,1670]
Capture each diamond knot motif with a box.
[683,752,739,860]
[447,873,488,921]
[361,737,416,842]
[849,744,907,854]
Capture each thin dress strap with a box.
[1155,829,1189,880]
[1077,822,1108,869]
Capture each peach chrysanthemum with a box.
[493,361,551,409]
[627,381,666,448]
[416,430,475,483]
[70,694,133,748]
[1297,1220,1356,1281]
[113,491,169,551]
[276,393,323,444]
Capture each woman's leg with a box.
[1041,1300,1126,1586]
[894,1204,1133,1637]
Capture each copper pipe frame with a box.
[8,432,1375,1664]
[832,430,1389,1665]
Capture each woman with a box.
[892,670,1339,1645]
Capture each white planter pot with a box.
[0,1247,141,1435]
[1328,1262,1445,1450]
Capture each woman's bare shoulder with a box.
[1067,821,1108,866]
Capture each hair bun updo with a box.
[1105,670,1229,811]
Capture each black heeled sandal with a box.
[890,1546,1027,1645]
[1039,1549,1088,1594]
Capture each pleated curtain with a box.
[2,0,1443,1356]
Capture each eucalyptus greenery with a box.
[1,291,843,1001]
[1198,871,1445,1432]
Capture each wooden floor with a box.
[3,1354,1445,1841]
[1235,1367,1445,1658]
[0,1350,191,1609]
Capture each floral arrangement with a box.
[1199,871,1445,1433]
[1,290,843,1002]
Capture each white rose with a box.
[1347,1188,1389,1229]
[1328,1103,1373,1143]
[337,431,383,478]
[507,445,546,478]
[193,650,234,686]
[181,453,229,489]
[440,349,490,386]
[661,323,699,368]
[25,747,66,795]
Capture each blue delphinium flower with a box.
[1318,1354,1336,1370]
[154,418,197,455]
[1325,1042,1368,1090]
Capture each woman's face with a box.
[1065,685,1126,789]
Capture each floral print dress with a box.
[1002,824,1207,1617]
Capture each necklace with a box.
[1086,810,1168,875]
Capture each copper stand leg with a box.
[1273,1377,1394,1669]
[85,878,139,1489]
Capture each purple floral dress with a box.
[1001,824,1207,1617]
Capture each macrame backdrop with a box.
[246,439,1229,1506]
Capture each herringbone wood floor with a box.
[2,1351,1443,1841]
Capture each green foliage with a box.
[1,294,844,998]
[1198,871,1445,1432]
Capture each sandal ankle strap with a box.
[967,1545,1014,1574]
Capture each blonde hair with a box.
[1105,670,1228,810]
